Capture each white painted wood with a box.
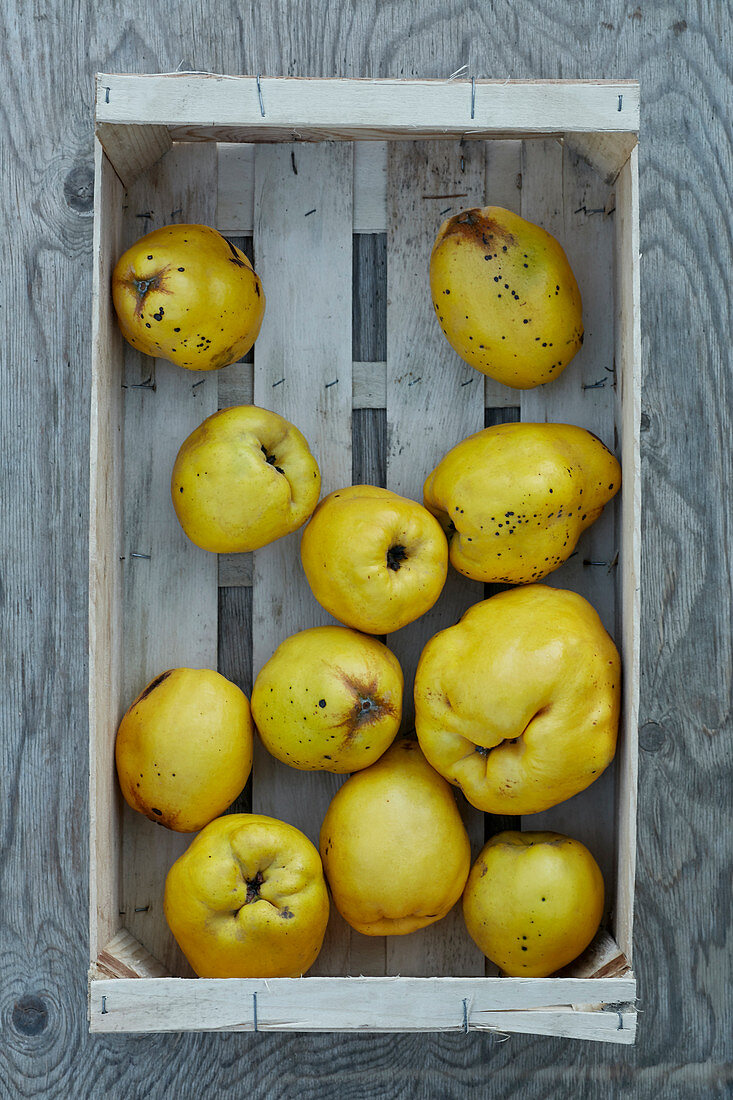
[89,975,635,1041]
[519,139,619,909]
[89,141,125,963]
[252,142,353,975]
[96,120,172,188]
[386,139,487,978]
[120,144,219,976]
[96,75,640,143]
[217,140,388,233]
[613,147,641,964]
[484,139,524,408]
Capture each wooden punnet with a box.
[90,76,640,1041]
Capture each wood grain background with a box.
[1,1,731,1096]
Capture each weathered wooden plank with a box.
[386,139,486,978]
[88,974,636,1035]
[218,142,389,234]
[216,143,255,234]
[97,75,640,137]
[353,233,387,360]
[120,144,219,977]
[354,141,387,232]
[613,147,641,963]
[252,142,353,976]
[89,142,125,964]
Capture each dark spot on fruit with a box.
[152,808,162,816]
[319,699,327,708]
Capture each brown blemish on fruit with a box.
[126,266,172,314]
[441,208,516,250]
[336,672,397,743]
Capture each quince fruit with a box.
[164,814,329,977]
[300,485,448,634]
[112,224,265,371]
[423,421,620,584]
[463,831,604,977]
[414,585,620,814]
[115,668,252,832]
[430,206,582,388]
[319,740,471,935]
[172,405,321,553]
[252,626,403,773]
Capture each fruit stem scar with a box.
[260,444,284,475]
[129,266,170,312]
[245,870,265,904]
[386,544,408,571]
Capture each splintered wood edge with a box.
[94,929,170,979]
[559,929,632,980]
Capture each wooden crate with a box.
[89,76,641,1042]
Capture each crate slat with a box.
[251,141,354,975]
[120,145,219,976]
[97,76,640,171]
[217,140,388,235]
[613,147,641,963]
[89,974,635,1039]
[89,141,125,962]
[385,139,487,977]
[518,138,619,902]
